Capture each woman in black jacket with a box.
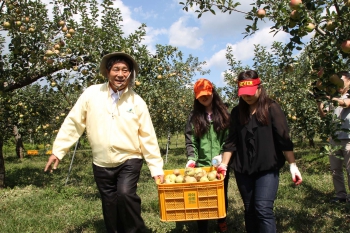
[217,70,302,233]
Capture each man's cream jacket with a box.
[52,83,164,176]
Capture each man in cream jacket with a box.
[44,52,164,233]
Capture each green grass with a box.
[1,137,350,233]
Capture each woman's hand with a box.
[290,163,302,185]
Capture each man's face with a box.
[107,61,131,92]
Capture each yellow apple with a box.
[58,20,65,27]
[3,22,11,29]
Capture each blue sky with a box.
[113,0,292,87]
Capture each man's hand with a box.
[290,163,302,185]
[44,154,60,173]
[185,160,196,168]
[153,175,164,184]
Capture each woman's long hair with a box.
[237,70,272,125]
[191,88,230,138]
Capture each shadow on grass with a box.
[66,219,105,233]
[5,152,95,188]
[5,166,62,188]
[3,154,23,163]
[275,178,350,232]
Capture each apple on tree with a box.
[341,40,350,53]
[256,9,266,19]
[68,28,75,35]
[305,23,315,32]
[24,17,30,23]
[284,64,294,73]
[290,10,301,20]
[288,20,297,28]
[58,20,65,27]
[19,26,26,33]
[289,0,302,10]
[325,20,336,31]
[3,22,11,29]
[329,74,344,88]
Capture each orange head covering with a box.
[194,78,213,99]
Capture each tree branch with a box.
[4,66,63,92]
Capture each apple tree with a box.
[181,0,350,145]
[0,0,208,187]
[134,44,209,152]
[180,0,350,89]
[223,42,326,146]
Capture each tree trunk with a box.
[13,125,25,159]
[309,138,315,148]
[0,135,5,188]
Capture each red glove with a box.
[186,160,196,168]
[216,163,227,179]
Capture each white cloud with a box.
[113,0,142,36]
[133,6,158,20]
[143,27,168,54]
[195,0,256,38]
[205,26,290,70]
[168,17,204,49]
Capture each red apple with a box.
[290,0,302,10]
[24,17,30,23]
[317,68,324,78]
[290,10,300,20]
[256,9,266,19]
[341,40,350,53]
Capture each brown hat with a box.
[194,78,213,99]
[99,52,139,78]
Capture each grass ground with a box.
[0,137,349,233]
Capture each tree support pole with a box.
[65,139,79,186]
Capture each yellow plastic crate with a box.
[27,150,39,155]
[157,166,226,222]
